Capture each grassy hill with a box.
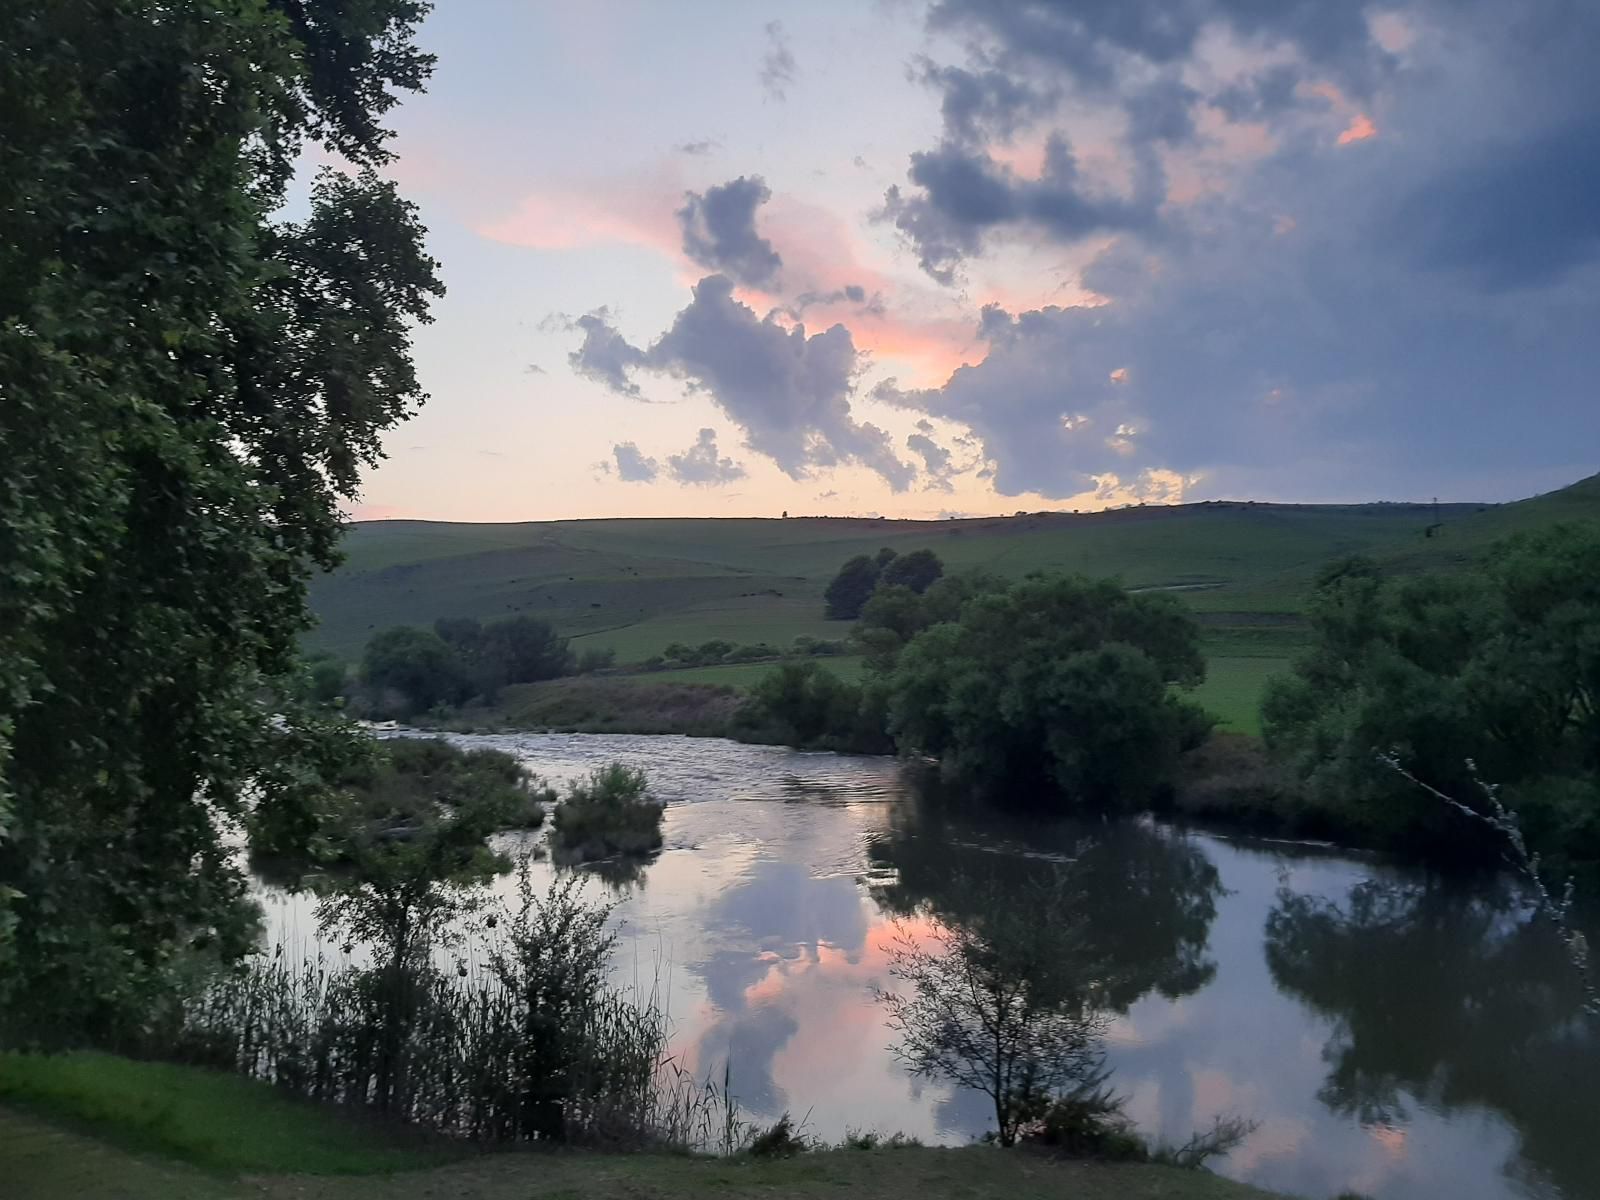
[306,474,1598,731]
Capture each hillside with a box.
[307,473,1599,666]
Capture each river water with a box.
[257,731,1598,1200]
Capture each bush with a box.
[550,764,665,864]
[575,646,617,674]
[738,662,893,755]
[747,1112,812,1158]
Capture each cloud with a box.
[759,20,796,101]
[611,442,659,483]
[906,430,956,492]
[856,0,1600,501]
[914,58,1059,146]
[568,275,916,491]
[678,176,783,287]
[567,309,647,397]
[1393,112,1600,289]
[879,135,1162,283]
[667,428,747,486]
[676,139,720,156]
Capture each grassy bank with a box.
[0,1054,1292,1200]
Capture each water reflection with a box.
[254,732,1598,1199]
[868,790,1224,1010]
[1266,877,1600,1199]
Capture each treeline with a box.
[320,616,618,719]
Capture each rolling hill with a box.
[308,473,1599,664]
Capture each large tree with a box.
[887,576,1209,807]
[0,1,442,1042]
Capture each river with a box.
[257,731,1598,1200]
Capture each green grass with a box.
[1189,657,1292,737]
[310,476,1600,666]
[0,1052,451,1176]
[0,1081,1292,1200]
[308,476,1598,729]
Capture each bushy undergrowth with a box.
[167,871,720,1148]
[549,764,665,865]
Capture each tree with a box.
[887,576,1209,807]
[824,554,882,619]
[362,627,473,716]
[878,875,1109,1147]
[0,1,441,1041]
[1262,525,1600,865]
[880,548,944,594]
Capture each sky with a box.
[348,0,1600,522]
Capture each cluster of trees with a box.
[1263,525,1600,868]
[752,562,1215,810]
[357,616,613,717]
[823,547,945,619]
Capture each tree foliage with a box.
[0,0,441,1041]
[824,554,883,620]
[879,548,944,594]
[887,577,1209,807]
[1262,526,1600,864]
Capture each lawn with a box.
[0,1051,450,1176]
[0,1052,1292,1200]
[1189,656,1292,737]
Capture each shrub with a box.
[747,1112,811,1158]
[550,764,665,864]
[575,646,617,674]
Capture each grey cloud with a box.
[1123,78,1200,145]
[678,176,783,288]
[568,275,915,491]
[926,0,1389,99]
[788,283,883,317]
[907,431,956,492]
[523,363,547,375]
[568,309,647,396]
[914,58,1058,146]
[667,428,747,486]
[611,443,659,483]
[759,20,796,101]
[675,138,720,156]
[880,135,1160,282]
[1395,112,1600,290]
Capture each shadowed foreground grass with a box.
[0,1052,451,1176]
[0,1053,1294,1200]
[0,1105,1291,1200]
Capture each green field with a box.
[309,474,1599,730]
[0,1053,1288,1200]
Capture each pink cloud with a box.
[1337,113,1378,145]
[475,166,684,256]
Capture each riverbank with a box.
[0,1101,1292,1200]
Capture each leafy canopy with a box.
[1263,525,1600,865]
[887,576,1209,807]
[0,0,440,1042]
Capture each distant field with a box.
[308,475,1597,725]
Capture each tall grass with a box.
[549,764,665,864]
[167,867,746,1150]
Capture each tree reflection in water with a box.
[866,780,1226,1013]
[1265,877,1600,1198]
